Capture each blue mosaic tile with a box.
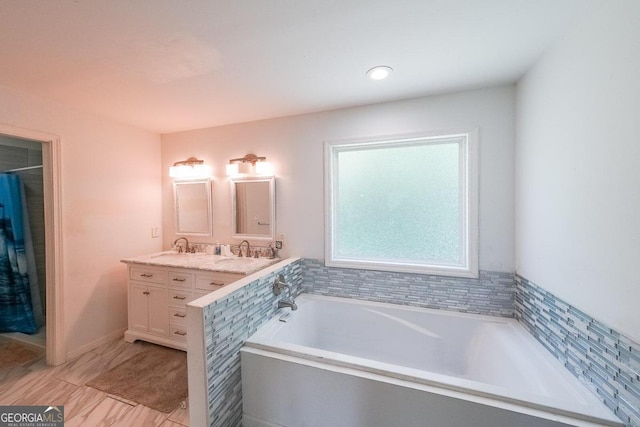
[515,274,639,427]
[203,260,638,426]
[301,258,515,317]
[201,260,303,426]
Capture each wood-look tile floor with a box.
[0,338,189,426]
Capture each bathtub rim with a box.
[241,346,619,427]
[244,294,622,427]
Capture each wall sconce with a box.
[169,157,212,179]
[226,153,274,176]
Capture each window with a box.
[324,130,478,278]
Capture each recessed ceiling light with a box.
[366,66,393,80]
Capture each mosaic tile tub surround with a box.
[201,259,303,427]
[200,258,635,426]
[515,275,640,427]
[302,258,515,317]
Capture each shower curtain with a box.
[0,173,43,334]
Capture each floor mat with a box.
[0,339,42,370]
[86,344,188,413]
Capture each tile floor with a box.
[0,326,47,349]
[0,337,189,426]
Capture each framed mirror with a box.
[231,176,275,240]
[174,179,212,236]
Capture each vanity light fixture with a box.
[169,157,212,179]
[226,153,274,176]
[366,65,393,81]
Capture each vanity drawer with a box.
[168,290,193,307]
[195,272,242,292]
[168,271,193,289]
[169,307,187,325]
[169,323,188,341]
[130,267,168,285]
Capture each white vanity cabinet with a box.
[124,264,243,351]
[129,283,169,336]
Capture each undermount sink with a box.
[149,252,205,259]
[122,250,280,277]
[215,257,256,265]
[149,253,178,259]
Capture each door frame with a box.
[0,123,65,366]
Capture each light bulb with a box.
[366,66,393,81]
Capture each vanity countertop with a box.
[121,251,281,275]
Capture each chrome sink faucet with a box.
[266,243,276,259]
[238,240,250,257]
[272,274,297,311]
[173,237,190,253]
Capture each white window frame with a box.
[324,129,479,278]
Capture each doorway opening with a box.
[0,123,64,366]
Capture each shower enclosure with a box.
[0,173,43,334]
[0,137,45,343]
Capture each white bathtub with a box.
[241,294,621,427]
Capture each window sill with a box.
[325,259,479,279]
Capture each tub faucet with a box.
[272,274,297,311]
[238,240,250,257]
[173,237,190,253]
[278,299,298,311]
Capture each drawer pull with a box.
[140,273,153,278]
[174,330,187,336]
[172,295,187,300]
[210,281,224,286]
[143,291,150,295]
[172,278,187,282]
[173,313,186,318]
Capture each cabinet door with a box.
[130,284,150,332]
[147,286,169,337]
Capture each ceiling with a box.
[0,0,594,134]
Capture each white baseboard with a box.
[65,328,126,360]
[124,330,187,351]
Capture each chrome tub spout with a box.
[273,274,297,311]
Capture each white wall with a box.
[162,85,515,273]
[516,1,640,341]
[0,84,163,356]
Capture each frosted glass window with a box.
[325,132,478,278]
